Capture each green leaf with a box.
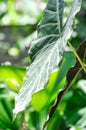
[29,0,64,59]
[77,80,86,94]
[64,88,86,129]
[31,52,76,111]
[47,108,64,130]
[44,40,86,128]
[13,0,82,116]
[0,99,19,130]
[0,65,26,92]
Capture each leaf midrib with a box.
[56,0,61,36]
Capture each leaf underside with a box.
[13,0,82,116]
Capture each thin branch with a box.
[68,41,86,73]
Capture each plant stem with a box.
[21,112,28,130]
[68,41,86,73]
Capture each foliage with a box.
[0,0,86,130]
[13,0,82,116]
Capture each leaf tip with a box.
[12,112,17,122]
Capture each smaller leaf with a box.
[0,99,19,130]
[77,80,86,94]
[64,87,86,129]
[0,65,26,92]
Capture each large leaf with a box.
[29,0,64,59]
[13,0,82,116]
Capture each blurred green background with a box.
[0,0,86,130]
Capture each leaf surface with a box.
[29,0,64,59]
[0,65,26,92]
[13,0,82,116]
[44,40,86,129]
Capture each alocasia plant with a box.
[13,0,82,117]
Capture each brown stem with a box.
[21,112,28,130]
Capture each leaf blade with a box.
[63,0,82,40]
[29,0,64,59]
[13,0,82,116]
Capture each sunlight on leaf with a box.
[13,0,82,116]
[0,65,26,92]
[31,52,76,111]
